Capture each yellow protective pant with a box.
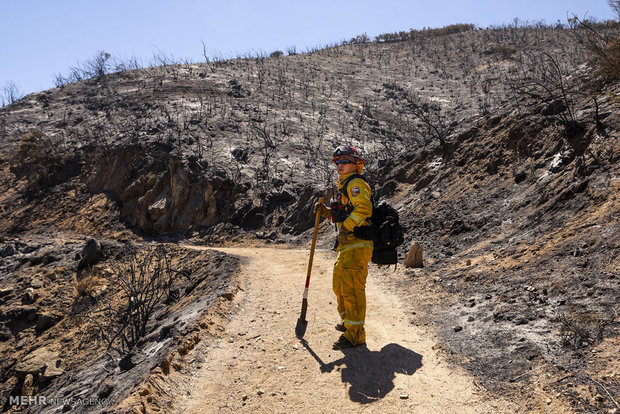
[332,246,373,346]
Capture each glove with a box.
[337,225,351,246]
[314,202,332,219]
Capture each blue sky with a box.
[0,0,616,96]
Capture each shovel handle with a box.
[304,197,324,291]
[297,197,324,329]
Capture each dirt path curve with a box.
[174,246,520,413]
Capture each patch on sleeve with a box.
[351,186,361,197]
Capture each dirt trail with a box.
[173,246,521,413]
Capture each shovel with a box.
[295,197,324,339]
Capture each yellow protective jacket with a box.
[336,173,374,252]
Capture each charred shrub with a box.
[12,129,80,192]
[81,246,175,355]
[587,34,620,84]
[570,15,620,86]
[554,305,616,349]
[13,130,56,190]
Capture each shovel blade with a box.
[295,298,309,338]
[295,317,308,339]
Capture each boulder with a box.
[79,238,101,269]
[0,287,15,299]
[0,244,15,258]
[29,255,44,266]
[97,379,115,398]
[29,277,43,289]
[21,245,39,254]
[15,348,64,380]
[35,313,59,333]
[514,170,527,184]
[231,147,248,162]
[22,288,38,305]
[42,358,65,380]
[41,253,59,266]
[0,324,12,341]
[404,242,424,268]
[148,193,171,221]
[6,306,38,323]
[119,354,135,371]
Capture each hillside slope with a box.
[377,81,619,411]
[0,26,600,236]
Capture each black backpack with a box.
[339,175,405,265]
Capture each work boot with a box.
[335,323,346,332]
[332,335,354,350]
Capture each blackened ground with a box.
[0,236,239,413]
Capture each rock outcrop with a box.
[86,147,239,234]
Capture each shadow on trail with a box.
[301,340,422,403]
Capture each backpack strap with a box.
[339,174,369,201]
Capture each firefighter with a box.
[315,145,373,349]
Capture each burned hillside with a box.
[1,24,615,236]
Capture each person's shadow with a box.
[302,340,423,403]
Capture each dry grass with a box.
[75,275,105,297]
[588,36,620,84]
